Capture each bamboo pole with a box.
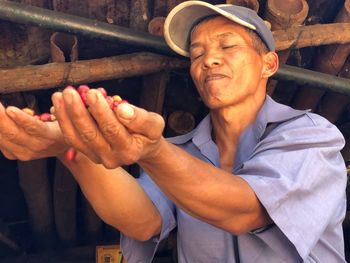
[0,52,189,93]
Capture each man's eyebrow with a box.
[190,32,236,49]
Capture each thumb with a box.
[115,103,164,140]
[117,103,136,120]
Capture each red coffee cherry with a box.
[97,87,107,98]
[65,147,76,162]
[77,85,90,94]
[39,113,53,122]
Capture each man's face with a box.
[189,16,266,110]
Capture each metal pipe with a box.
[273,64,350,95]
[1,0,350,95]
[0,0,173,56]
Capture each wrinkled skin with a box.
[51,88,165,168]
[0,103,67,160]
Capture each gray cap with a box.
[164,1,275,57]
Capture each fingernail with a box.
[64,91,73,104]
[118,103,134,119]
[87,91,98,105]
[6,109,16,118]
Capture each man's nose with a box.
[202,51,222,69]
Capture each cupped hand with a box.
[52,88,165,169]
[0,103,68,161]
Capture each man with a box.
[0,1,346,262]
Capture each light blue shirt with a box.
[121,96,347,262]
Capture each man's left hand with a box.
[52,88,165,168]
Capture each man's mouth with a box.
[205,74,227,83]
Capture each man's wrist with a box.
[139,137,167,167]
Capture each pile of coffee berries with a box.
[69,85,127,110]
[22,85,127,162]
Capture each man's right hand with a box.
[0,102,68,160]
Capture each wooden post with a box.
[17,159,55,249]
[264,0,309,95]
[166,111,196,137]
[53,160,77,246]
[292,0,350,111]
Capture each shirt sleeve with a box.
[237,113,347,260]
[120,169,176,263]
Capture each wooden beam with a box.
[274,23,350,51]
[0,52,189,93]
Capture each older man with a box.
[0,1,346,262]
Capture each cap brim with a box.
[164,1,256,57]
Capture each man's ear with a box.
[262,51,279,78]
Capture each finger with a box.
[0,104,43,157]
[50,106,55,115]
[62,89,113,159]
[0,104,22,143]
[7,106,48,136]
[2,149,17,160]
[115,103,165,140]
[85,90,132,149]
[0,141,39,160]
[52,91,99,162]
[5,106,49,150]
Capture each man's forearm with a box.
[59,152,162,241]
[139,138,271,234]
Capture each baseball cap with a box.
[164,1,275,57]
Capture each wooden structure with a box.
[0,0,350,262]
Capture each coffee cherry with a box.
[39,113,53,122]
[65,147,76,162]
[77,85,90,94]
[80,92,88,105]
[112,95,122,103]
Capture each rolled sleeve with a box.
[237,117,347,260]
[121,170,176,263]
